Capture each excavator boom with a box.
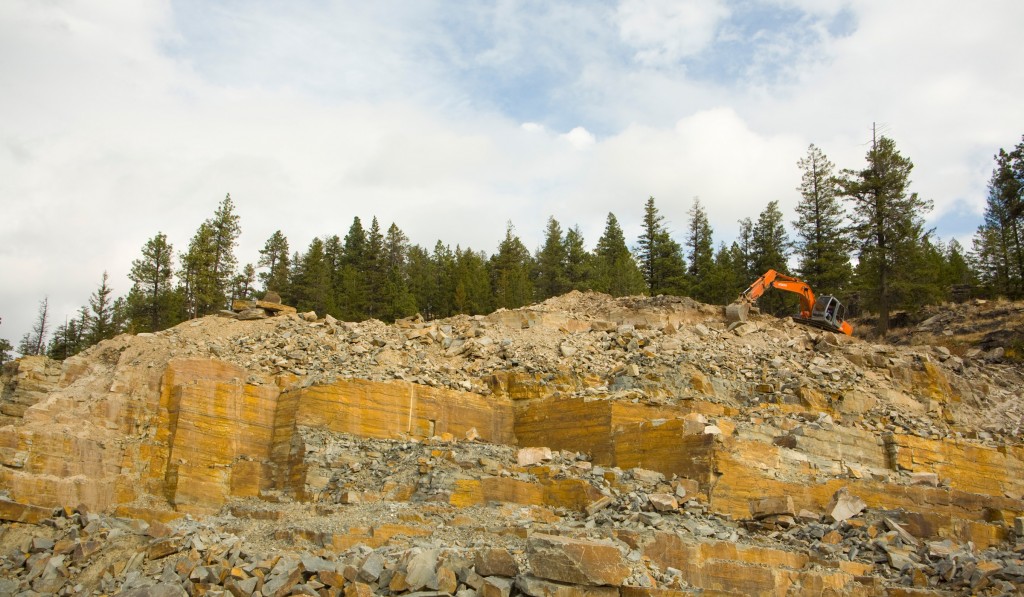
[728,269,853,336]
[739,270,815,318]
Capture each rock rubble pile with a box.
[1,291,1023,595]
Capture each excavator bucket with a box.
[725,301,749,324]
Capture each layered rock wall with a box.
[296,378,514,444]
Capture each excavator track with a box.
[792,316,842,333]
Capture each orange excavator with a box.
[725,269,853,336]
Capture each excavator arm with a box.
[739,269,815,318]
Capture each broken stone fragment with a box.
[515,575,620,597]
[404,549,440,591]
[345,581,375,597]
[436,565,459,594]
[824,487,866,522]
[30,537,55,553]
[116,584,189,597]
[358,552,385,582]
[527,533,630,587]
[585,495,614,516]
[262,560,305,597]
[235,308,269,320]
[648,493,679,512]
[481,576,514,597]
[474,548,519,577]
[884,517,919,546]
[146,537,181,560]
[629,468,664,485]
[749,496,795,520]
[884,545,918,572]
[797,509,820,521]
[517,447,553,467]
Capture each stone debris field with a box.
[0,291,1022,596]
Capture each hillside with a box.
[0,291,1022,596]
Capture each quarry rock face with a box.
[0,291,1022,595]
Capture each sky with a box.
[2,0,1022,347]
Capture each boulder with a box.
[825,488,866,522]
[517,447,553,467]
[648,493,679,512]
[749,496,795,520]
[516,575,621,597]
[481,576,514,597]
[527,534,629,587]
[475,548,520,577]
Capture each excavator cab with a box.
[811,295,845,328]
[802,294,853,335]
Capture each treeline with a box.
[4,131,1021,364]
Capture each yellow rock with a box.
[296,378,514,444]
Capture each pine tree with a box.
[111,296,129,337]
[407,244,440,319]
[338,217,369,320]
[751,200,790,273]
[907,236,946,308]
[564,225,592,291]
[735,217,756,281]
[636,197,687,295]
[636,197,661,290]
[231,264,257,302]
[685,198,715,301]
[292,238,335,316]
[703,243,746,304]
[208,194,241,304]
[365,217,386,319]
[257,230,291,297]
[749,202,794,317]
[651,230,688,296]
[839,133,932,335]
[971,138,1024,298]
[942,239,976,292]
[454,247,492,315]
[86,272,119,346]
[535,217,569,300]
[433,242,460,317]
[179,223,216,318]
[323,235,343,310]
[593,213,647,296]
[127,232,179,332]
[793,144,852,293]
[0,317,12,364]
[490,223,534,309]
[381,223,416,321]
[17,298,49,356]
[46,316,85,361]
[180,194,241,317]
[0,335,12,365]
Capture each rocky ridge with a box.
[0,291,1022,596]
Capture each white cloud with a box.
[616,0,731,66]
[561,127,597,150]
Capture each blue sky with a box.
[1,0,1022,344]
